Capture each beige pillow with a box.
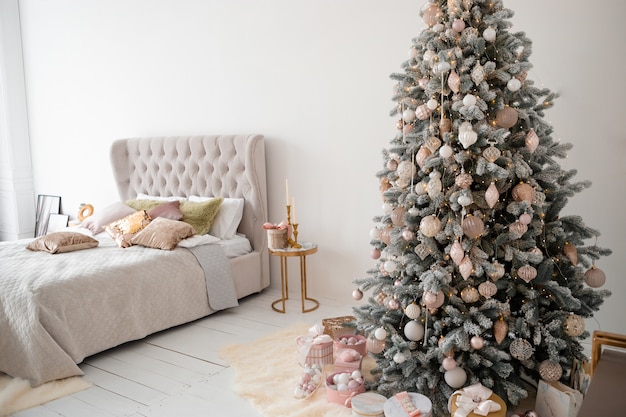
[105,210,151,248]
[26,232,99,254]
[179,198,223,235]
[130,217,195,250]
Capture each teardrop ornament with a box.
[525,129,539,153]
[485,182,499,208]
[448,70,461,93]
[450,240,464,265]
[459,256,473,280]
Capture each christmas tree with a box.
[352,0,611,415]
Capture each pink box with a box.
[325,372,365,407]
[296,335,333,367]
[334,334,367,358]
[333,348,363,373]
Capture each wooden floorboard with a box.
[13,289,353,416]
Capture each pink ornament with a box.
[470,336,485,350]
[388,298,400,310]
[442,356,457,370]
[459,256,473,280]
[450,240,465,266]
[371,248,381,259]
[519,213,532,225]
[485,182,499,208]
[352,289,363,301]
[402,229,415,241]
[518,265,537,283]
[526,129,539,153]
[448,70,461,93]
[452,19,466,32]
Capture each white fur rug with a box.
[0,373,91,416]
[220,323,376,417]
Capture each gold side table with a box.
[269,242,318,313]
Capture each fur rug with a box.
[220,323,377,417]
[0,373,91,416]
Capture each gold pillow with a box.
[179,198,223,235]
[26,232,99,254]
[105,210,151,248]
[130,217,195,250]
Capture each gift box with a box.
[334,348,363,374]
[448,383,506,417]
[334,334,367,358]
[351,392,387,417]
[325,371,365,407]
[323,316,358,339]
[383,392,433,417]
[296,334,333,367]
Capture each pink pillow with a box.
[148,201,183,220]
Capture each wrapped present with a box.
[334,334,367,358]
[535,379,583,417]
[296,324,333,367]
[333,348,363,373]
[448,383,506,417]
[351,392,387,417]
[323,316,358,339]
[383,391,433,417]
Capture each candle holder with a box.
[285,204,302,248]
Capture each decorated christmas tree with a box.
[352,0,611,415]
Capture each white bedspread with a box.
[0,234,236,386]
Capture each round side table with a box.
[269,242,318,313]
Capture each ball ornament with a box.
[584,265,606,288]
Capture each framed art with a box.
[46,213,69,234]
[35,194,61,237]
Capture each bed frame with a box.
[110,134,270,297]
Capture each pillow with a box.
[189,196,245,239]
[179,198,223,235]
[105,210,151,248]
[177,233,220,248]
[26,232,99,254]
[81,202,136,234]
[130,217,195,250]
[148,200,183,220]
[125,199,162,212]
[136,193,187,202]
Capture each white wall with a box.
[18,0,626,336]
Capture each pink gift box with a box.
[333,348,363,373]
[325,371,365,407]
[296,335,333,367]
[333,334,367,358]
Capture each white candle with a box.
[285,179,289,206]
[292,197,296,223]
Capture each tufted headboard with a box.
[110,134,269,289]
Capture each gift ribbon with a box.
[448,383,502,417]
[297,324,332,366]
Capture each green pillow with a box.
[179,198,223,235]
[125,199,162,212]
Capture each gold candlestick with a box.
[291,223,302,248]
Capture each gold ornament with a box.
[488,261,505,281]
[509,221,528,238]
[425,136,442,152]
[496,106,519,128]
[510,338,533,360]
[415,146,432,169]
[517,265,537,283]
[415,243,431,260]
[440,118,452,135]
[461,286,480,303]
[455,171,473,189]
[494,318,508,344]
[462,215,485,239]
[563,242,578,266]
[538,360,563,382]
[584,265,606,288]
[483,144,501,163]
[485,182,499,208]
[478,281,497,298]
[563,313,585,337]
[512,182,534,203]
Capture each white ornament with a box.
[444,367,467,388]
[423,50,436,63]
[483,27,496,42]
[427,171,442,198]
[433,23,445,33]
[382,202,393,213]
[397,160,417,181]
[393,352,406,364]
[526,129,539,153]
[463,94,477,107]
[405,303,421,320]
[384,260,397,273]
[507,78,522,92]
[415,104,431,120]
[458,124,478,149]
[457,193,472,207]
[420,215,442,237]
[435,61,451,74]
[402,108,416,123]
[471,63,485,85]
[374,327,387,340]
[427,98,438,110]
[408,48,418,59]
[439,144,454,158]
[404,320,425,341]
[369,227,382,239]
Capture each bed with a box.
[0,134,270,386]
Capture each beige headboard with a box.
[110,134,269,286]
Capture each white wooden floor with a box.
[13,288,350,417]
